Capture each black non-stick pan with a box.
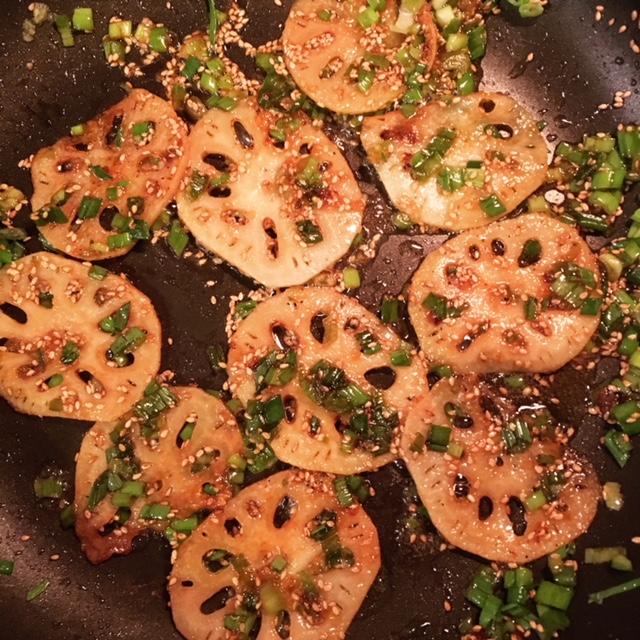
[0,0,639,638]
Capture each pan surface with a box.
[0,1,639,639]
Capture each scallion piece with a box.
[72,8,94,33]
[108,19,133,39]
[356,330,382,355]
[535,581,574,611]
[108,232,134,249]
[343,267,361,289]
[0,559,15,576]
[604,429,633,467]
[140,503,171,520]
[422,292,467,321]
[524,297,539,321]
[54,14,75,47]
[296,220,323,245]
[427,424,451,452]
[47,374,63,388]
[187,169,209,201]
[411,128,457,181]
[60,341,80,365]
[380,298,399,324]
[99,302,131,335]
[149,26,169,53]
[77,196,102,220]
[108,327,147,365]
[26,579,50,601]
[168,220,189,257]
[236,300,257,319]
[457,70,476,95]
[33,476,64,499]
[393,211,414,230]
[208,0,220,44]
[611,401,640,436]
[103,38,126,63]
[502,418,532,453]
[467,24,487,60]
[88,266,107,284]
[588,576,640,604]
[358,7,380,29]
[480,193,507,218]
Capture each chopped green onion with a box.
[140,504,171,520]
[0,560,14,576]
[72,8,94,32]
[535,581,574,611]
[422,292,467,321]
[54,14,75,47]
[47,374,63,388]
[77,196,102,220]
[356,330,382,355]
[108,19,133,40]
[149,26,169,53]
[393,211,414,230]
[208,0,220,44]
[187,169,209,201]
[343,267,361,289]
[99,302,131,335]
[588,577,640,604]
[358,7,380,30]
[502,418,532,453]
[296,220,323,245]
[61,341,80,365]
[168,220,189,257]
[480,193,507,218]
[411,128,457,181]
[108,327,147,365]
[34,476,64,499]
[26,579,50,601]
[108,232,134,250]
[427,424,451,452]
[611,400,640,436]
[604,429,633,467]
[380,298,399,324]
[271,555,288,573]
[103,38,126,63]
[457,70,476,95]
[236,300,258,319]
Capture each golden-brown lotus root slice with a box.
[401,376,600,564]
[75,386,244,564]
[283,0,438,114]
[360,93,548,230]
[227,287,428,474]
[176,100,364,288]
[169,470,381,640]
[407,213,602,374]
[31,89,188,260]
[0,252,161,420]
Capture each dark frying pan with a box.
[0,0,639,638]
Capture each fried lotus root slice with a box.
[31,89,188,260]
[169,470,381,640]
[176,100,364,288]
[360,93,548,230]
[283,0,438,114]
[401,377,600,564]
[75,386,244,564]
[0,252,161,420]
[227,287,428,474]
[408,213,602,374]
